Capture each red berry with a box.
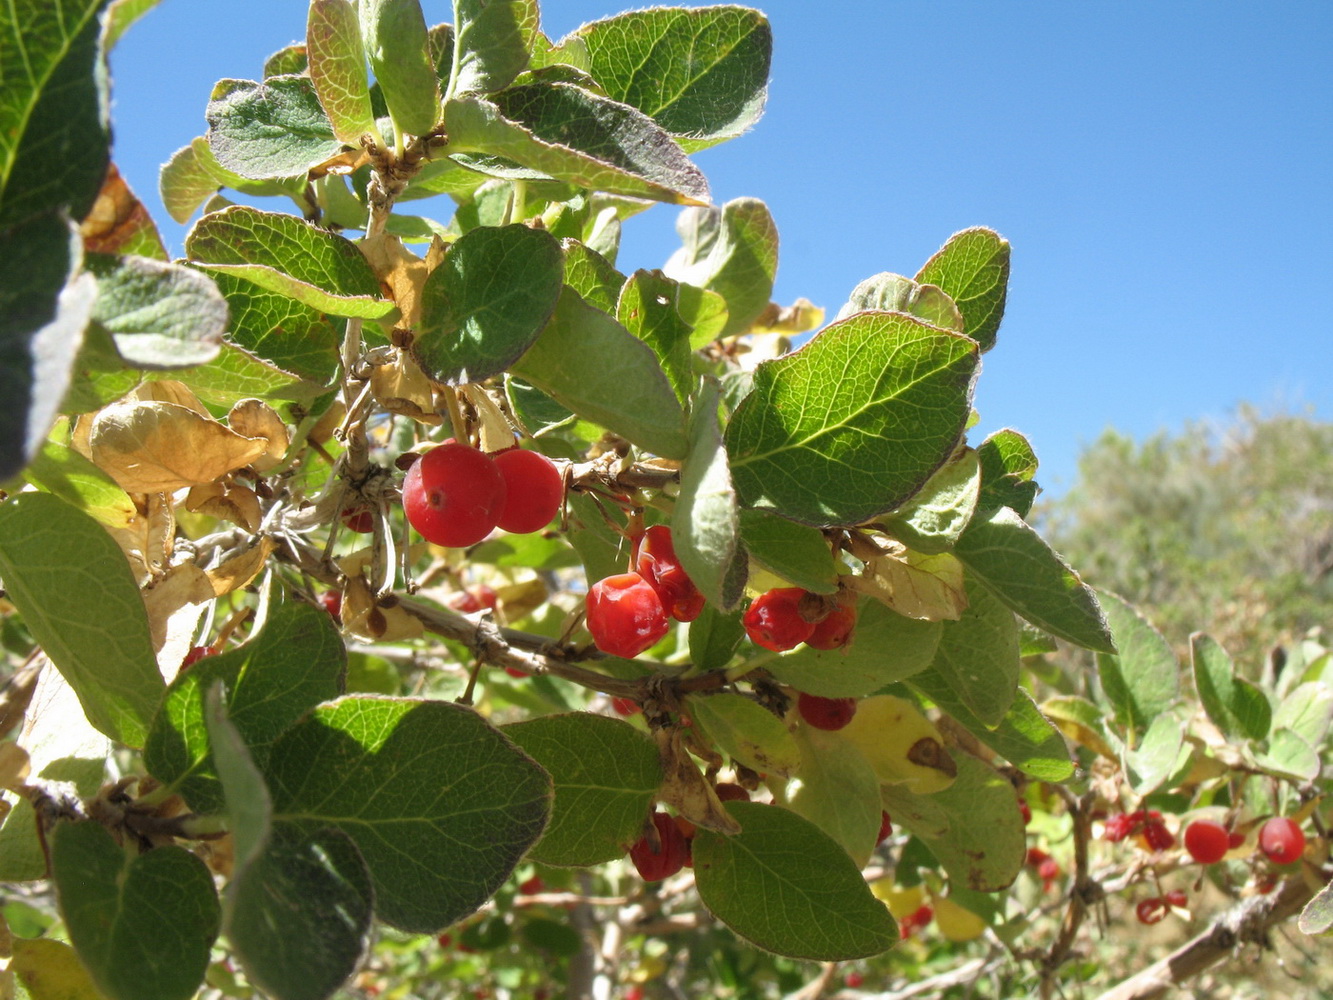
[743,588,814,651]
[806,599,857,649]
[611,696,640,716]
[898,904,933,938]
[1026,847,1050,867]
[1136,897,1167,925]
[714,783,750,803]
[797,692,857,731]
[1142,816,1175,852]
[492,448,563,534]
[318,591,342,623]
[450,585,498,614]
[587,573,669,658]
[1018,799,1032,825]
[1228,830,1247,849]
[876,811,893,845]
[629,810,689,882]
[1183,819,1231,865]
[505,666,526,679]
[844,971,864,989]
[1103,813,1134,842]
[624,988,644,1000]
[402,442,506,548]
[518,875,544,895]
[1258,816,1305,865]
[674,814,695,868]
[635,525,704,622]
[1037,858,1061,883]
[1164,888,1188,908]
[342,507,374,533]
[181,646,213,670]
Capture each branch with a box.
[1092,872,1320,1000]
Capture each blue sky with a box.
[107,1,1333,493]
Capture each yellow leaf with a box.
[840,695,957,794]
[369,350,441,423]
[89,401,269,493]
[205,537,277,597]
[361,233,429,328]
[11,937,108,1000]
[848,539,967,622]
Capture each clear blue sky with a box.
[108,1,1333,493]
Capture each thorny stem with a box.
[1039,786,1099,999]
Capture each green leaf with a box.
[511,287,688,458]
[0,0,110,230]
[102,0,165,50]
[908,673,1074,781]
[1124,711,1189,795]
[504,712,658,867]
[665,198,776,335]
[1041,694,1120,760]
[693,801,897,960]
[564,491,633,585]
[10,937,106,1000]
[86,253,226,368]
[209,270,342,385]
[766,601,942,698]
[0,666,109,881]
[229,823,373,1000]
[837,273,963,332]
[1273,681,1333,749]
[617,270,696,403]
[914,228,1010,352]
[308,0,377,143]
[976,429,1038,517]
[0,493,163,746]
[881,447,980,554]
[673,379,744,609]
[783,726,882,867]
[160,141,225,225]
[688,604,746,671]
[1299,880,1333,935]
[188,206,393,320]
[450,0,537,96]
[1252,728,1320,782]
[955,506,1115,653]
[688,692,800,778]
[265,697,551,931]
[0,214,95,480]
[1095,591,1180,737]
[927,576,1021,727]
[53,822,220,1000]
[880,755,1024,891]
[152,344,325,407]
[360,0,440,137]
[1191,633,1271,742]
[445,85,710,205]
[207,75,344,180]
[569,6,771,149]
[23,439,136,530]
[725,312,979,526]
[203,683,271,877]
[145,601,347,814]
[738,509,838,594]
[415,224,563,383]
[561,238,624,313]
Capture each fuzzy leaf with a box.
[206,75,343,180]
[955,506,1114,653]
[209,270,342,385]
[0,493,163,747]
[1095,591,1180,737]
[673,379,744,609]
[665,198,776,335]
[568,6,771,148]
[688,692,800,778]
[53,822,219,1000]
[360,0,440,136]
[927,575,1021,727]
[914,228,1010,352]
[265,697,551,932]
[837,273,963,332]
[783,726,882,867]
[450,0,537,95]
[738,509,838,594]
[504,713,659,867]
[511,287,688,458]
[881,447,980,554]
[693,801,897,960]
[445,84,709,204]
[415,224,563,383]
[1191,633,1271,742]
[86,253,226,368]
[726,312,978,527]
[976,428,1039,517]
[308,0,377,143]
[188,206,393,320]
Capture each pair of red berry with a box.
[1026,847,1061,890]
[1102,808,1174,851]
[743,588,857,652]
[1136,889,1188,925]
[586,526,703,658]
[403,441,563,548]
[898,903,933,939]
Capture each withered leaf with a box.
[227,398,290,470]
[849,540,967,622]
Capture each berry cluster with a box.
[1135,889,1188,925]
[402,441,562,548]
[586,526,703,658]
[898,903,934,939]
[1102,808,1174,851]
[743,588,857,652]
[1025,847,1061,891]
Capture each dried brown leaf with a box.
[205,537,277,597]
[227,399,289,470]
[90,401,269,493]
[849,539,967,622]
[361,234,430,328]
[653,727,742,835]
